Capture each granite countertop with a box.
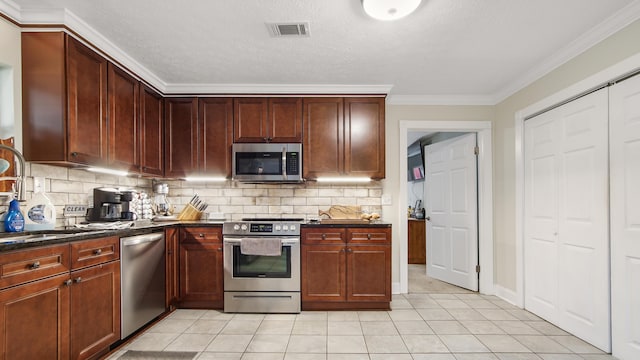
[0,219,391,252]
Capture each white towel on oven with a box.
[240,238,282,256]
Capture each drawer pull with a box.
[64,279,72,286]
[74,277,82,283]
[93,249,102,256]
[30,261,40,269]
[321,234,326,240]
[367,233,372,240]
[199,233,205,238]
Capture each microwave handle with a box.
[282,146,287,178]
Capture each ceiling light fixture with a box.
[362,0,422,21]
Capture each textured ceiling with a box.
[5,0,640,102]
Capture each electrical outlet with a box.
[381,194,392,205]
[33,177,45,193]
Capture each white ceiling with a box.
[3,0,640,103]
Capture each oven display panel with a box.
[250,223,273,232]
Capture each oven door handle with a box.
[224,237,300,246]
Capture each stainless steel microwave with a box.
[232,143,303,183]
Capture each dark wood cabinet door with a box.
[344,97,385,179]
[140,85,164,176]
[0,274,70,360]
[165,227,179,308]
[408,220,426,264]
[69,261,121,360]
[268,97,303,142]
[66,36,108,165]
[233,98,269,142]
[107,63,139,172]
[346,244,390,302]
[199,98,233,177]
[301,245,346,302]
[303,97,344,179]
[179,227,223,308]
[164,97,198,178]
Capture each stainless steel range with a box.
[223,218,302,313]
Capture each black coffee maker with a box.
[86,188,124,222]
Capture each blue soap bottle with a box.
[5,199,25,232]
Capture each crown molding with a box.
[164,83,393,95]
[387,94,495,106]
[0,0,20,21]
[491,0,640,104]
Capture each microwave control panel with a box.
[286,152,300,175]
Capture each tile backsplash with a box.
[7,163,383,228]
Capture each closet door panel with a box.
[610,74,640,360]
[524,88,610,352]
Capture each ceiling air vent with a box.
[267,22,310,37]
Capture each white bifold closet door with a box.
[524,88,610,351]
[610,74,640,360]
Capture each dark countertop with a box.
[0,220,391,252]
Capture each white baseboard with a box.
[392,282,401,295]
[494,285,520,307]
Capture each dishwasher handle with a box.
[121,232,164,246]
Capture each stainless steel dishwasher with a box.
[120,231,166,339]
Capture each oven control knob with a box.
[283,225,289,231]
[275,225,281,231]
[290,225,296,231]
[241,224,248,231]
[233,224,240,231]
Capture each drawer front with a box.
[347,228,391,245]
[180,227,222,244]
[301,228,346,245]
[0,244,70,289]
[71,236,119,270]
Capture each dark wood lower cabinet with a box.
[178,227,224,308]
[0,274,70,360]
[301,227,391,310]
[165,227,179,309]
[408,219,426,264]
[70,261,120,360]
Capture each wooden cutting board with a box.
[318,205,362,219]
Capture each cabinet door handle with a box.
[218,247,223,252]
[93,249,102,256]
[346,248,352,253]
[30,261,40,269]
[64,279,72,286]
[71,152,78,157]
[74,277,82,283]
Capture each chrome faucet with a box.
[0,144,26,201]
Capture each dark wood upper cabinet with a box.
[303,97,345,179]
[164,97,198,178]
[22,32,108,166]
[344,97,385,179]
[199,98,233,176]
[22,32,164,176]
[140,85,164,176]
[108,63,139,172]
[66,36,109,166]
[303,97,385,180]
[234,97,302,143]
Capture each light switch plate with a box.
[381,194,392,205]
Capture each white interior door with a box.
[424,133,478,291]
[524,88,610,351]
[610,74,640,360]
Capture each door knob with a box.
[426,216,431,221]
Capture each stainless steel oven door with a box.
[223,237,300,292]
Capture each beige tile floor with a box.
[106,265,618,360]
